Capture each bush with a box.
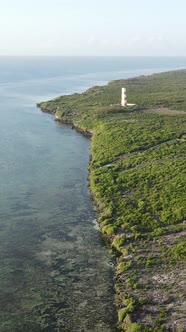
[112,234,126,251]
[122,314,143,332]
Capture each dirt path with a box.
[142,107,186,116]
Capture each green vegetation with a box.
[38,70,186,331]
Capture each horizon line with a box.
[0,55,186,58]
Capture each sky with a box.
[0,0,186,56]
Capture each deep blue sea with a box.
[0,56,185,332]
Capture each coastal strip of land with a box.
[38,70,186,332]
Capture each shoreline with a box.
[37,70,186,332]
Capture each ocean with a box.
[0,56,185,332]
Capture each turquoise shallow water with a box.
[0,56,186,332]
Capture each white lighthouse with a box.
[121,87,127,107]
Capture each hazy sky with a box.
[0,0,186,56]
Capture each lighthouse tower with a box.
[121,87,127,107]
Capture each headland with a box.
[38,70,186,332]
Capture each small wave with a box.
[92,219,100,231]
